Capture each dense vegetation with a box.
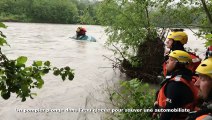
[0,0,211,30]
[107,79,156,120]
[96,0,165,83]
[94,0,212,83]
[0,0,98,24]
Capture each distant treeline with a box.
[0,0,211,29]
[0,0,98,24]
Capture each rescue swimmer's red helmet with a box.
[76,27,86,35]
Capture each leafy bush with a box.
[96,0,164,83]
[0,0,99,24]
[108,79,157,120]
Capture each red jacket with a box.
[157,75,198,110]
[196,114,212,120]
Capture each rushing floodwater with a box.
[0,22,123,120]
[0,22,207,120]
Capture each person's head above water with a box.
[76,27,86,36]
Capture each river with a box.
[0,22,207,120]
[0,22,123,120]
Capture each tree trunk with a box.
[200,0,212,31]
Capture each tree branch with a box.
[200,0,212,31]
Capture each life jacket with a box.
[196,114,212,120]
[163,62,167,77]
[192,75,199,84]
[157,75,199,110]
[205,46,212,59]
[188,52,201,84]
[188,52,201,73]
[186,102,212,120]
[163,52,201,77]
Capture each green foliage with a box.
[0,0,99,24]
[128,56,142,68]
[150,6,204,28]
[0,37,7,46]
[30,0,78,23]
[96,0,158,57]
[53,66,74,81]
[109,79,156,120]
[96,0,212,71]
[150,0,212,33]
[79,3,100,24]
[0,23,7,28]
[96,0,164,83]
[0,24,8,46]
[0,22,74,101]
[205,34,212,47]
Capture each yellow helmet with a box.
[167,31,188,44]
[169,50,192,63]
[196,58,212,79]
